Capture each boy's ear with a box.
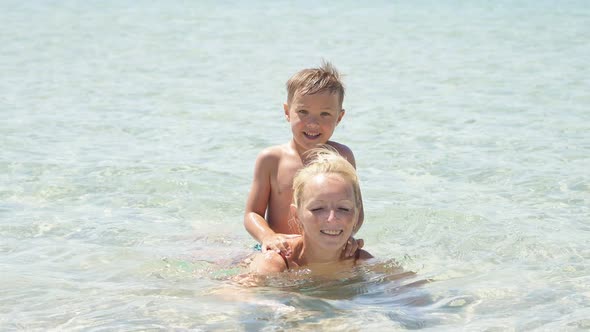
[337,109,345,124]
[283,103,290,121]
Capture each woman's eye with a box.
[310,207,323,212]
[338,207,351,212]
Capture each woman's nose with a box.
[327,209,337,221]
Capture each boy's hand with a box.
[261,234,301,256]
[343,236,364,258]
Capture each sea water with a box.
[1,0,589,330]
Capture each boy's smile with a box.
[303,131,321,140]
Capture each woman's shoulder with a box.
[249,251,289,275]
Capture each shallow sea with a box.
[1,0,589,330]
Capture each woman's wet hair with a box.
[291,145,361,212]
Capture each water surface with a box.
[1,0,589,330]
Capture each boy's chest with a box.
[274,160,302,195]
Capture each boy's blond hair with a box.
[292,146,361,213]
[286,61,345,107]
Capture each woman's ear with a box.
[289,204,298,220]
[351,211,360,235]
[289,204,303,232]
[284,103,290,121]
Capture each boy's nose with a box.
[306,120,319,129]
[306,116,320,126]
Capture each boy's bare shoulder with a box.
[326,141,355,159]
[253,145,296,175]
[256,145,287,162]
[257,144,295,161]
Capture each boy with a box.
[243,61,364,258]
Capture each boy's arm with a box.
[244,149,297,255]
[244,150,276,244]
[354,186,364,235]
[336,144,364,234]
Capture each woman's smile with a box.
[320,229,343,236]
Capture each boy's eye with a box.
[297,110,308,115]
[321,112,332,117]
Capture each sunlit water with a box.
[1,0,589,330]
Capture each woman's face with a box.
[295,173,358,250]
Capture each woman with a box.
[249,147,373,275]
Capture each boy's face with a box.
[284,91,344,151]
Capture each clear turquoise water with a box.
[1,1,589,330]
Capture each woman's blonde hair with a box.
[292,146,361,212]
